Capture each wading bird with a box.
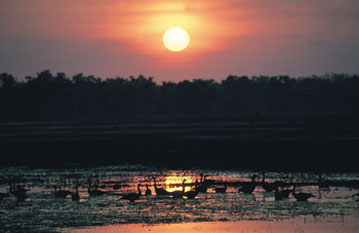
[239,175,257,194]
[145,184,152,196]
[274,187,292,200]
[292,186,315,201]
[54,185,71,198]
[71,185,80,201]
[262,172,277,192]
[183,180,199,199]
[113,184,121,190]
[88,183,107,196]
[196,174,209,193]
[10,184,28,202]
[10,183,30,194]
[214,183,227,193]
[120,184,142,202]
[152,177,169,196]
[318,173,330,190]
[168,179,186,198]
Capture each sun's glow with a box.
[165,175,192,192]
[162,27,190,52]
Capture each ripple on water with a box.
[0,166,358,233]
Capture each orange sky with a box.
[0,0,358,82]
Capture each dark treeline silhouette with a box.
[1,70,359,122]
[1,71,359,171]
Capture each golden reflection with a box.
[165,175,193,193]
[66,218,359,233]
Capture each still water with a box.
[0,165,358,233]
[65,218,358,233]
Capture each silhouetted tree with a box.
[0,71,358,122]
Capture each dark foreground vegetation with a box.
[1,71,359,171]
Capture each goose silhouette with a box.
[196,174,209,193]
[168,179,186,198]
[54,185,71,198]
[152,177,169,196]
[214,183,227,193]
[183,180,199,199]
[274,186,292,200]
[71,185,80,201]
[88,183,107,196]
[318,173,330,190]
[239,175,257,194]
[113,184,121,190]
[262,172,276,192]
[292,186,315,201]
[10,184,28,202]
[120,184,142,202]
[145,184,152,196]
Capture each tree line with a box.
[0,71,358,122]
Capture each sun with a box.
[162,27,190,52]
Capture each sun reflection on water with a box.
[1,166,358,233]
[165,175,193,193]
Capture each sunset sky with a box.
[0,0,358,82]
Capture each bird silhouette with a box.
[214,183,227,193]
[318,173,330,190]
[239,175,257,194]
[10,184,28,202]
[274,186,292,200]
[71,185,80,201]
[261,172,276,192]
[54,185,71,198]
[196,174,209,193]
[88,183,107,196]
[203,175,215,185]
[145,184,152,196]
[183,180,199,199]
[292,186,315,201]
[120,184,142,202]
[113,184,121,190]
[152,177,169,196]
[168,179,186,198]
[10,183,30,194]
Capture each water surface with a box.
[64,217,358,233]
[0,165,358,232]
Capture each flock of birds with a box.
[1,173,359,204]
